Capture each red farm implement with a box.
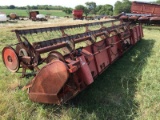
[2,20,143,104]
[72,10,84,20]
[117,1,160,24]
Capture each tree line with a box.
[1,0,160,16]
[0,5,64,10]
[63,0,130,16]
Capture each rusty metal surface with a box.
[131,1,160,16]
[129,16,139,20]
[1,20,144,104]
[29,60,69,104]
[150,17,160,24]
[138,16,149,20]
[2,46,20,72]
[118,2,160,24]
[12,19,119,37]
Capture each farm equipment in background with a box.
[9,13,18,20]
[0,13,8,22]
[0,13,19,23]
[72,10,84,20]
[117,1,160,24]
[29,11,47,21]
[2,19,143,104]
[72,10,101,20]
[29,11,39,19]
[84,16,95,20]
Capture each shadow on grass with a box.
[68,39,155,120]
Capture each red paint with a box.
[107,36,119,62]
[72,10,83,19]
[77,56,94,85]
[83,46,98,77]
[131,1,160,16]
[93,40,110,73]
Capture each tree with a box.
[114,0,131,15]
[155,0,160,4]
[97,4,113,15]
[0,6,8,9]
[63,7,73,14]
[44,5,50,10]
[122,0,132,13]
[75,5,85,10]
[31,5,38,9]
[114,1,123,15]
[85,2,97,14]
[17,6,26,10]
[96,5,103,13]
[8,5,15,9]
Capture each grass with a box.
[0,22,160,120]
[0,9,67,17]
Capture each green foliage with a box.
[0,5,64,10]
[85,2,97,14]
[155,0,160,4]
[75,5,85,11]
[0,6,8,9]
[63,7,73,14]
[74,2,113,16]
[96,5,103,12]
[8,5,16,9]
[75,2,97,16]
[114,0,131,15]
[96,4,113,15]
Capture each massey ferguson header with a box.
[2,20,143,104]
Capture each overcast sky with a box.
[0,0,157,8]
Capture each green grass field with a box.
[0,9,67,17]
[0,23,160,120]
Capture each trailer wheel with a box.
[2,47,20,72]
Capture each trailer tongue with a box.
[2,20,143,104]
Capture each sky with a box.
[0,0,157,8]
